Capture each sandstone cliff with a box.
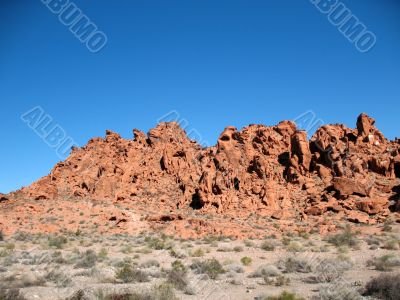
[1,113,399,237]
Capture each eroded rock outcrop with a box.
[2,113,399,237]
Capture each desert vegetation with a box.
[0,224,399,299]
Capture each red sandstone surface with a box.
[1,113,399,238]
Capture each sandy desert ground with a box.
[0,222,399,300]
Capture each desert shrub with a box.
[169,248,186,259]
[3,243,14,251]
[310,245,329,253]
[261,240,276,251]
[1,254,18,267]
[112,257,133,269]
[12,232,30,242]
[275,276,290,287]
[264,275,290,287]
[225,263,244,274]
[365,235,381,246]
[0,289,27,300]
[48,235,68,249]
[327,226,359,248]
[150,283,178,300]
[382,220,393,232]
[44,269,72,287]
[171,260,187,273]
[135,247,152,254]
[0,231,3,241]
[244,240,255,247]
[286,241,303,253]
[51,251,67,264]
[363,273,400,300]
[249,264,280,278]
[298,231,310,240]
[0,249,12,258]
[105,293,153,300]
[282,237,291,246]
[191,248,205,257]
[383,239,400,250]
[98,248,108,260]
[228,276,243,285]
[264,291,305,300]
[14,273,46,288]
[100,292,142,300]
[313,284,363,300]
[74,250,98,269]
[121,244,133,254]
[67,290,90,300]
[279,257,312,273]
[88,283,178,300]
[145,236,172,250]
[217,247,233,252]
[307,257,353,283]
[367,255,400,271]
[240,256,252,266]
[202,236,217,244]
[233,246,243,252]
[140,259,160,268]
[116,264,149,283]
[167,260,188,290]
[190,258,225,279]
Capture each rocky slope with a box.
[1,113,399,237]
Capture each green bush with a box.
[167,261,188,290]
[240,256,252,266]
[98,248,108,260]
[264,291,305,300]
[145,236,171,250]
[48,235,68,249]
[171,260,187,273]
[190,258,225,279]
[116,264,149,283]
[327,226,359,248]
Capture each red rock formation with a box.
[1,113,399,237]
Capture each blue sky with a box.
[1,0,399,193]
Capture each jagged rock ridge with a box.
[2,113,400,237]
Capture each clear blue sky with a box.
[1,0,399,193]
